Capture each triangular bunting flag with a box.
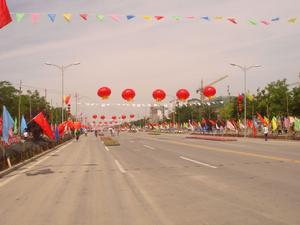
[96,14,104,21]
[143,15,152,20]
[261,20,270,25]
[63,13,72,22]
[80,13,88,21]
[201,16,210,21]
[110,14,120,22]
[228,18,237,24]
[16,13,25,22]
[31,13,40,23]
[186,16,195,19]
[48,13,56,22]
[271,17,280,22]
[214,16,223,20]
[288,18,297,24]
[248,19,257,25]
[154,16,164,21]
[126,15,135,20]
[173,16,181,21]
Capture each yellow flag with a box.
[272,117,277,131]
[214,16,223,20]
[288,18,297,24]
[246,92,254,101]
[63,13,72,22]
[264,116,269,124]
[143,16,152,20]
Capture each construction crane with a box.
[196,75,229,102]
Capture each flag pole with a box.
[18,80,22,136]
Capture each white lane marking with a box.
[143,145,155,150]
[0,141,73,188]
[104,146,110,152]
[114,160,126,173]
[180,156,218,169]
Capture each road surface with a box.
[1,132,300,225]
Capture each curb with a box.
[0,140,73,178]
[186,136,237,141]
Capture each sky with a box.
[1,0,300,120]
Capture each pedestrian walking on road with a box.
[263,125,269,141]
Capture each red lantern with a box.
[152,89,166,102]
[203,86,216,98]
[121,115,126,120]
[92,114,97,119]
[176,89,190,101]
[100,115,105,120]
[104,122,108,125]
[112,116,117,120]
[122,88,136,101]
[130,114,135,119]
[97,86,111,100]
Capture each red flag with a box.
[208,119,216,126]
[58,122,67,137]
[33,112,55,140]
[0,0,12,29]
[256,112,267,126]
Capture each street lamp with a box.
[230,63,261,138]
[45,62,80,123]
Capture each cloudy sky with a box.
[1,0,299,119]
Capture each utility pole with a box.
[75,92,78,121]
[18,80,22,135]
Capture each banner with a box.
[0,0,12,29]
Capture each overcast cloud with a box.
[1,0,299,118]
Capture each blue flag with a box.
[2,106,14,144]
[55,126,59,142]
[20,115,27,133]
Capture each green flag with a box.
[294,118,300,132]
[14,117,18,134]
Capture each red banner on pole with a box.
[0,0,12,29]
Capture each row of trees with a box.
[0,81,66,124]
[171,79,300,123]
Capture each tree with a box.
[290,86,300,116]
[255,79,289,117]
[0,81,19,116]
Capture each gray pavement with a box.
[0,132,300,225]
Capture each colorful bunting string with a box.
[7,13,299,26]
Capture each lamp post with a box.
[230,64,261,138]
[45,62,80,123]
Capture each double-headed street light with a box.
[230,63,261,138]
[45,62,80,123]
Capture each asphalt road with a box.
[0,132,300,225]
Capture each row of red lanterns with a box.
[97,86,216,102]
[92,114,135,120]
